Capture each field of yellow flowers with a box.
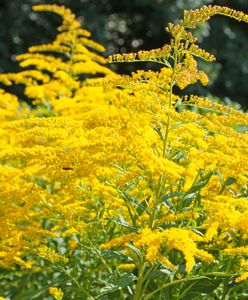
[0,4,248,300]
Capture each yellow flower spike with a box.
[223,246,248,256]
[37,246,68,264]
[204,222,219,242]
[29,44,71,55]
[156,254,177,271]
[0,4,247,297]
[108,45,171,64]
[174,54,210,89]
[188,44,216,62]
[102,227,214,273]
[33,4,80,32]
[160,211,199,224]
[235,272,248,283]
[181,5,248,29]
[68,239,78,250]
[13,257,33,269]
[100,233,137,250]
[165,23,197,43]
[49,287,64,300]
[118,263,136,271]
[78,37,105,52]
[240,260,248,268]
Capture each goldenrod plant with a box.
[0,4,247,300]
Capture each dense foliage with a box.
[0,3,248,300]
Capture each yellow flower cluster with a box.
[175,54,209,89]
[32,4,87,33]
[0,89,19,121]
[49,287,64,300]
[118,263,136,271]
[38,245,68,264]
[101,227,215,273]
[182,5,248,29]
[0,4,113,107]
[0,3,247,291]
[235,260,248,283]
[108,45,171,64]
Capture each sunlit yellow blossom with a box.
[38,246,68,264]
[13,256,33,269]
[204,222,219,242]
[49,287,64,300]
[100,233,137,250]
[118,263,136,271]
[0,3,247,298]
[68,239,78,249]
[235,272,248,283]
[223,246,248,255]
[102,228,214,273]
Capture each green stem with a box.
[79,238,113,274]
[144,272,231,300]
[149,55,178,228]
[142,264,158,292]
[133,258,146,300]
[149,177,162,228]
[162,54,177,158]
[144,276,203,300]
[61,267,95,300]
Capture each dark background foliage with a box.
[0,0,247,108]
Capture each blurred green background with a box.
[0,0,247,108]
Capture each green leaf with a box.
[147,268,175,280]
[112,215,138,229]
[99,275,136,296]
[186,171,214,194]
[126,244,141,257]
[162,197,175,212]
[179,277,221,300]
[181,192,197,207]
[123,192,150,215]
[215,169,223,185]
[135,197,150,221]
[161,192,183,212]
[219,176,236,194]
[13,287,48,300]
[114,274,137,288]
[224,177,236,187]
[99,284,120,295]
[233,124,248,133]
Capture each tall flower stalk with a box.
[0,4,248,300]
